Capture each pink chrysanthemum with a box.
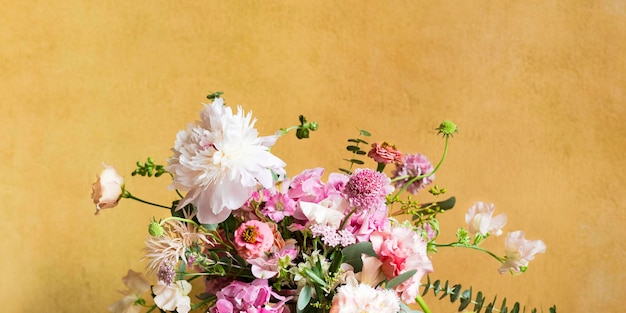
[343,168,393,209]
[391,153,435,194]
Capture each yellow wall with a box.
[2,1,624,312]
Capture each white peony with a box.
[167,98,286,224]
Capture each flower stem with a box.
[122,190,171,209]
[435,242,505,263]
[391,136,450,199]
[415,294,432,313]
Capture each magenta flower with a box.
[210,279,287,313]
[262,192,297,222]
[234,220,275,260]
[499,231,546,274]
[288,167,327,202]
[391,153,435,194]
[343,168,393,210]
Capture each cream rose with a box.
[92,163,124,214]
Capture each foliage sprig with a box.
[421,277,557,313]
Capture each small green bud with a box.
[148,220,165,237]
[437,120,458,137]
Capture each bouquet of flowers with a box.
[92,92,554,313]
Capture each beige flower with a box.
[107,270,151,313]
[92,163,124,214]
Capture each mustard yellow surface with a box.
[2,1,624,312]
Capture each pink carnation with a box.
[391,153,435,194]
[370,226,433,303]
[234,220,274,259]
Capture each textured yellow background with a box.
[2,1,624,312]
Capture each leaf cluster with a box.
[132,157,167,177]
[339,130,371,175]
[422,277,557,313]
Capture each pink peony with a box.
[92,163,124,214]
[370,226,433,303]
[234,220,274,259]
[499,231,546,274]
[465,202,507,236]
[367,142,403,164]
[288,167,327,202]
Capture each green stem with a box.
[122,190,171,209]
[391,136,450,199]
[415,294,432,313]
[435,242,505,263]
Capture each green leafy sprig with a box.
[339,130,371,175]
[420,277,557,313]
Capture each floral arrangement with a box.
[92,92,555,313]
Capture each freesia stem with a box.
[435,242,505,263]
[391,136,450,199]
[122,190,171,209]
[415,294,432,313]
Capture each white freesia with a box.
[167,98,286,224]
[108,270,151,313]
[153,280,192,313]
[465,201,507,236]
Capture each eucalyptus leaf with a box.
[342,242,376,272]
[386,269,417,290]
[297,285,312,311]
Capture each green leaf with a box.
[342,242,376,272]
[348,158,365,165]
[356,150,367,155]
[338,168,352,175]
[359,130,371,136]
[346,145,361,152]
[297,285,312,311]
[304,268,326,287]
[386,269,417,290]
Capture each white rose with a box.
[92,163,124,214]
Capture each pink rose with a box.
[92,163,124,214]
[499,231,546,274]
[234,220,274,259]
[465,202,507,236]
